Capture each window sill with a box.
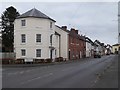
[36,43,42,45]
[20,43,26,45]
[21,56,26,58]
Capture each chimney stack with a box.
[61,26,67,30]
[75,30,78,34]
[71,28,78,34]
[71,28,75,31]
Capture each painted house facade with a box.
[94,40,106,56]
[112,44,120,54]
[94,40,103,55]
[55,25,69,60]
[85,37,94,57]
[14,8,109,62]
[14,8,61,62]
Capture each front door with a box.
[50,49,53,59]
[68,51,70,60]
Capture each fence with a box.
[0,52,15,64]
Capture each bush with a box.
[34,59,44,63]
[55,57,63,62]
[45,58,52,63]
[55,57,59,62]
[2,58,15,64]
[2,59,9,64]
[15,59,24,64]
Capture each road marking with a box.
[21,72,53,85]
[19,71,24,74]
[7,72,19,75]
[26,70,31,72]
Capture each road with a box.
[2,55,118,88]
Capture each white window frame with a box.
[21,20,26,26]
[21,49,26,56]
[21,34,26,43]
[36,34,41,43]
[36,49,41,57]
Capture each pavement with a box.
[2,55,118,88]
[2,57,93,68]
[92,54,118,88]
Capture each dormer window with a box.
[21,20,26,26]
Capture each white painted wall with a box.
[86,41,92,57]
[55,26,69,60]
[14,17,59,60]
[112,45,119,53]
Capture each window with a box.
[21,20,26,26]
[55,50,57,55]
[50,22,52,28]
[21,34,26,43]
[36,34,41,43]
[21,49,26,56]
[36,49,41,57]
[50,35,52,44]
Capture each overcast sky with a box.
[0,1,118,45]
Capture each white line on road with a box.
[26,70,31,72]
[21,73,53,85]
[19,71,24,74]
[7,72,19,75]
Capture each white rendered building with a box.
[14,8,64,62]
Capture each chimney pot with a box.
[61,26,67,30]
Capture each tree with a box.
[1,6,20,52]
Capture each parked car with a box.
[94,51,101,58]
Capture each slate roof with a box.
[55,25,85,41]
[112,44,120,46]
[17,8,56,22]
[85,37,95,45]
[55,25,69,33]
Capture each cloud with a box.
[1,0,119,2]
[0,2,118,45]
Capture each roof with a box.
[69,31,86,41]
[85,37,94,45]
[112,44,120,46]
[17,8,56,22]
[55,25,69,33]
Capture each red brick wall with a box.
[68,29,86,60]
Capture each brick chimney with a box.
[71,28,78,34]
[61,26,67,30]
[75,30,78,34]
[71,28,75,32]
